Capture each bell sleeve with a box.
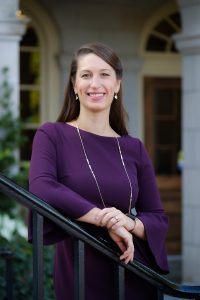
[135,140,169,274]
[28,123,96,245]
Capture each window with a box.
[146,12,181,53]
[20,26,41,161]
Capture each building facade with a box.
[1,0,200,284]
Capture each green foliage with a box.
[0,67,23,171]
[0,234,55,300]
[0,66,28,217]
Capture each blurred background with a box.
[0,0,200,298]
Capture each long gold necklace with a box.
[76,124,133,214]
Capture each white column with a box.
[0,0,28,113]
[121,55,143,137]
[57,51,73,105]
[175,0,200,284]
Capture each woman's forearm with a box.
[76,207,101,225]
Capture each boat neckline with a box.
[61,122,128,139]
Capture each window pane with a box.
[155,149,174,174]
[20,90,40,123]
[21,27,39,46]
[154,120,177,144]
[171,42,178,53]
[155,20,175,37]
[20,130,36,161]
[170,13,181,29]
[146,35,166,52]
[154,91,174,115]
[20,51,40,85]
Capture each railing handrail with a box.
[0,173,200,299]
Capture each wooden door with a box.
[144,77,181,255]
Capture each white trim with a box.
[21,46,40,51]
[20,0,60,123]
[20,84,40,91]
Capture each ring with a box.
[115,216,119,222]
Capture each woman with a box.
[28,42,169,299]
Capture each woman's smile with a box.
[87,92,105,101]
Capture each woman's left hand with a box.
[108,226,134,264]
[95,207,134,232]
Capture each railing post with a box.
[114,264,125,300]
[157,290,164,300]
[5,251,13,300]
[74,239,85,300]
[32,210,44,300]
[0,250,13,300]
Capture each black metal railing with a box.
[0,173,200,300]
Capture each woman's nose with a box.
[90,75,101,88]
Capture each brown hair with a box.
[57,42,129,135]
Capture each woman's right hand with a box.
[108,226,134,264]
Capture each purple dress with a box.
[28,122,169,300]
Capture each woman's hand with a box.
[96,207,135,232]
[78,207,136,263]
[96,207,146,240]
[108,226,134,264]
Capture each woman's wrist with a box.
[129,218,137,233]
[126,213,137,234]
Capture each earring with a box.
[75,94,79,100]
[114,93,118,100]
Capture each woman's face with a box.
[74,53,120,113]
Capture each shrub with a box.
[0,66,28,218]
[0,234,55,300]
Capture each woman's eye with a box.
[81,73,90,78]
[101,73,109,77]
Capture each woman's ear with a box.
[115,79,121,94]
[71,79,77,94]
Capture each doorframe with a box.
[143,76,182,255]
[137,3,182,261]
[137,2,181,140]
